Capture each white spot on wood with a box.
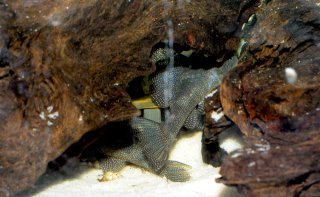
[47,121,54,126]
[255,142,270,152]
[47,106,53,113]
[48,111,59,119]
[230,151,243,158]
[220,138,243,153]
[39,112,46,120]
[245,148,256,154]
[210,111,224,122]
[248,162,256,167]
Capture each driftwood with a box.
[0,0,250,195]
[217,0,320,196]
[218,131,320,196]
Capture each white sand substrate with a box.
[20,131,240,197]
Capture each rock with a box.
[218,0,320,196]
[0,0,250,195]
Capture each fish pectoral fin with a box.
[159,160,192,182]
[130,117,170,169]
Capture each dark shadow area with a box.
[219,186,240,197]
[16,158,95,197]
[17,121,135,197]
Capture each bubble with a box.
[285,67,298,84]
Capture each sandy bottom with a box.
[19,131,239,197]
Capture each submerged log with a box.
[218,130,320,196]
[0,0,248,195]
[219,0,320,196]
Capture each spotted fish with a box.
[99,55,238,182]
